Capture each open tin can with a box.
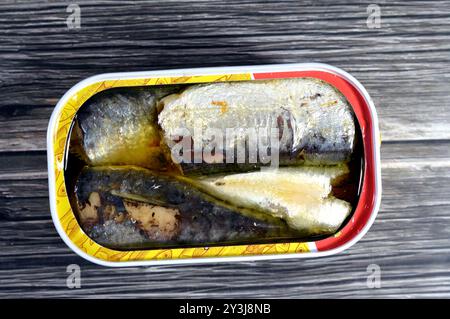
[47,63,381,266]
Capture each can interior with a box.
[63,81,365,251]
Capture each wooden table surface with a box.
[1,0,450,298]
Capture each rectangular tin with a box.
[47,63,382,267]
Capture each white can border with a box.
[47,63,382,267]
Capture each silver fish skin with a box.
[186,165,352,236]
[76,86,177,169]
[158,78,356,171]
[74,166,297,249]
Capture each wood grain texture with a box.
[1,0,450,298]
